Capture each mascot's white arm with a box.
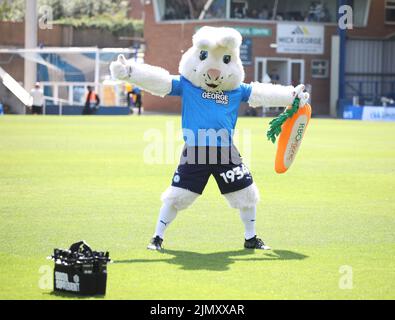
[110,55,310,107]
[248,82,310,108]
[110,55,173,97]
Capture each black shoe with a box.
[147,236,163,251]
[244,236,271,250]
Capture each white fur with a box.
[179,26,245,92]
[192,26,242,50]
[110,57,172,97]
[248,83,310,108]
[224,184,260,209]
[248,82,294,108]
[128,62,173,97]
[161,186,200,211]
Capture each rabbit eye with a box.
[223,55,231,64]
[200,50,208,61]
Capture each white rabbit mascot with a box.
[110,26,309,251]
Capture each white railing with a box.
[43,96,69,116]
[40,81,129,109]
[40,81,98,107]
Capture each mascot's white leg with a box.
[224,184,266,243]
[152,186,199,240]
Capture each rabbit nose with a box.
[207,68,221,81]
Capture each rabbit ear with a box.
[192,26,217,50]
[193,26,243,50]
[118,54,127,65]
[217,29,242,50]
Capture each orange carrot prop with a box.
[267,98,312,174]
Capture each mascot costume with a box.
[110,26,309,251]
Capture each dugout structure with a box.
[0,47,143,114]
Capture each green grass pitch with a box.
[0,115,394,300]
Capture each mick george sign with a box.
[276,24,324,55]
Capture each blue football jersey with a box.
[169,76,252,146]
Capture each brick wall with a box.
[348,0,395,39]
[0,21,137,48]
[142,3,334,114]
[129,0,145,20]
[141,0,395,115]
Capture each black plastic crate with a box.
[50,241,111,296]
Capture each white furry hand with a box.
[292,84,310,107]
[109,54,132,81]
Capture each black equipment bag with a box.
[50,241,111,296]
